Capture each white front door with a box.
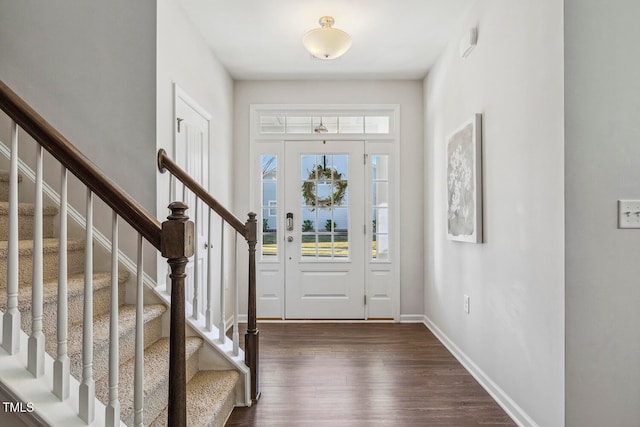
[284,140,365,319]
[175,93,210,319]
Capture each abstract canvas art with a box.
[446,114,482,243]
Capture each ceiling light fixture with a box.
[314,117,328,134]
[303,16,352,60]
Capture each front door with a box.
[284,140,365,319]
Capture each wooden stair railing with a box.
[157,148,260,403]
[0,79,258,425]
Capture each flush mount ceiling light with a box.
[303,16,352,60]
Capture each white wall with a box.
[156,0,235,300]
[0,0,158,275]
[565,1,640,425]
[234,80,424,316]
[0,0,157,210]
[424,1,564,426]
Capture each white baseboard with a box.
[399,314,425,323]
[423,315,537,427]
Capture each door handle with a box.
[286,212,294,231]
[287,236,294,242]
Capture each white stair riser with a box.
[0,242,85,287]
[67,311,165,384]
[0,207,57,240]
[0,173,22,202]
[119,341,201,427]
[6,278,126,342]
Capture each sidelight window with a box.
[261,155,278,258]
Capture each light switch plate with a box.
[618,200,640,229]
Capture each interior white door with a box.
[284,140,365,319]
[175,95,210,319]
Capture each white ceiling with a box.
[178,0,474,80]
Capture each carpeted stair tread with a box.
[0,271,129,315]
[0,201,59,216]
[0,237,85,255]
[0,171,243,425]
[0,238,86,287]
[62,304,167,359]
[44,303,167,382]
[150,370,240,427]
[95,337,203,425]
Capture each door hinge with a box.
[363,224,366,234]
[363,153,369,164]
[364,295,367,305]
[177,117,184,133]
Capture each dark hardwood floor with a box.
[226,322,515,426]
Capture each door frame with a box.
[250,104,401,321]
[173,84,213,319]
[173,84,213,186]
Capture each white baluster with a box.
[133,234,144,427]
[105,213,120,426]
[218,221,226,343]
[79,189,95,423]
[28,144,44,376]
[2,120,20,355]
[53,166,70,400]
[206,209,213,331]
[233,232,239,356]
[193,198,200,319]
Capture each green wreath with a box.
[302,164,347,210]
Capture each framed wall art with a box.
[446,113,482,243]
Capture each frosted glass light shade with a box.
[303,16,352,60]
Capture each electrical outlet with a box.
[464,295,470,314]
[618,200,640,229]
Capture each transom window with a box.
[258,114,391,135]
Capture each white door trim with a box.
[250,104,401,322]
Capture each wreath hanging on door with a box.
[302,164,347,210]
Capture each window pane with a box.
[371,154,390,261]
[262,182,276,206]
[332,207,348,233]
[372,182,389,206]
[332,154,349,179]
[261,154,278,259]
[339,116,364,133]
[312,116,338,133]
[372,155,389,180]
[300,153,350,260]
[260,116,285,133]
[301,155,317,180]
[373,234,389,260]
[262,155,277,180]
[333,231,349,258]
[365,116,390,134]
[286,116,312,133]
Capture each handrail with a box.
[0,80,162,249]
[157,148,260,403]
[157,148,246,237]
[0,78,259,422]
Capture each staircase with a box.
[0,80,259,426]
[0,171,239,426]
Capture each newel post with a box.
[161,202,194,426]
[245,212,260,402]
